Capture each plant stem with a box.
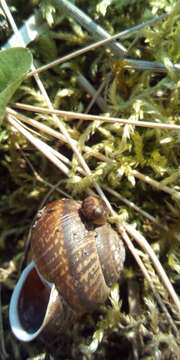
[132,170,180,200]
[24,8,179,77]
[14,103,180,131]
[7,115,70,176]
[77,73,107,112]
[118,228,178,334]
[102,185,167,230]
[56,0,126,55]
[124,223,180,313]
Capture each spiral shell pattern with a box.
[31,199,112,313]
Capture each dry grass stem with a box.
[77,73,107,112]
[7,108,112,163]
[9,108,178,226]
[14,103,180,131]
[7,115,70,176]
[124,223,180,313]
[24,10,179,77]
[102,185,168,230]
[117,228,178,335]
[132,170,180,200]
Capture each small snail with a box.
[80,196,109,225]
[9,197,125,342]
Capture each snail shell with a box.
[9,261,76,342]
[80,195,109,225]
[31,198,125,313]
[9,197,125,342]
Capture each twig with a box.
[24,12,180,77]
[84,77,108,114]
[57,0,126,55]
[132,169,180,200]
[14,103,180,131]
[3,3,176,74]
[118,228,178,335]
[7,115,70,176]
[102,185,168,230]
[77,73,107,112]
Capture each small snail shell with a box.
[80,196,109,225]
[9,197,125,342]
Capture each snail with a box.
[9,196,125,342]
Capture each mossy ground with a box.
[0,1,180,359]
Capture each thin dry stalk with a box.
[84,77,108,114]
[77,73,107,112]
[7,108,111,163]
[14,103,180,131]
[7,115,70,176]
[102,185,167,230]
[132,170,180,200]
[118,228,178,335]
[23,11,179,76]
[124,223,180,313]
[8,108,178,228]
[11,105,180,200]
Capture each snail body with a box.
[9,197,125,342]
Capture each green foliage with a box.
[0,47,32,120]
[40,0,57,26]
[96,0,113,16]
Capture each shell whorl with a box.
[81,196,109,225]
[31,198,125,314]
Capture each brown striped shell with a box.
[31,198,125,315]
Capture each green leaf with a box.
[0,47,32,121]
